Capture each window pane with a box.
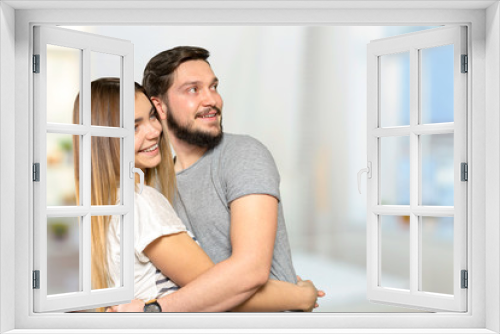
[421,216,454,295]
[91,52,122,127]
[380,215,410,290]
[47,217,80,295]
[421,45,454,124]
[380,52,410,127]
[47,133,78,206]
[92,215,121,290]
[91,137,121,206]
[47,45,81,124]
[421,133,454,206]
[381,136,410,205]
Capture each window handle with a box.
[129,162,144,194]
[357,162,372,194]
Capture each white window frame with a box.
[366,26,468,312]
[1,1,499,333]
[32,25,136,312]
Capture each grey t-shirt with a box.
[173,133,297,283]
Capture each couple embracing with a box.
[77,46,324,312]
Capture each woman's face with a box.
[134,92,162,169]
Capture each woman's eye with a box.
[134,125,138,132]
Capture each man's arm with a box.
[228,193,278,289]
[108,278,322,313]
[109,195,322,312]
[156,193,279,312]
[231,278,322,312]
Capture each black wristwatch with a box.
[143,299,162,313]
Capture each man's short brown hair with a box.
[142,46,210,100]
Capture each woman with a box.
[73,77,322,312]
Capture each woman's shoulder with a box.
[134,185,182,224]
[135,185,170,205]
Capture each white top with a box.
[107,185,189,301]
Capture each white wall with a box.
[0,2,16,333]
[6,4,493,330]
[486,2,500,332]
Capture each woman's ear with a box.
[151,97,167,120]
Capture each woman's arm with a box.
[111,231,322,312]
[143,231,213,286]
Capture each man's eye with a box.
[189,87,197,93]
[134,125,138,132]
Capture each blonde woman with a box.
[73,78,322,312]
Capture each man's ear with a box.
[151,97,167,120]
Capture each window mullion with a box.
[82,48,91,209]
[372,205,454,216]
[81,48,92,295]
[81,132,91,294]
[81,213,91,294]
[46,123,129,138]
[409,47,419,295]
[121,50,135,292]
[46,206,128,216]
[413,123,454,135]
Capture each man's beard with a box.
[166,102,223,150]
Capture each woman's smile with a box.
[134,92,163,169]
[140,143,159,155]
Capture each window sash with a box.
[366,26,468,312]
[32,25,135,313]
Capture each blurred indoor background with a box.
[46,25,454,312]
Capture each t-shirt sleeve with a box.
[134,186,187,263]
[221,135,281,204]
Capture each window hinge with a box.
[33,54,40,73]
[461,162,468,181]
[461,54,468,73]
[461,270,468,289]
[33,270,40,289]
[33,163,40,182]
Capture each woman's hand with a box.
[106,299,145,312]
[296,275,326,312]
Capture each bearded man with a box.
[143,46,301,310]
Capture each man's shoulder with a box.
[218,133,267,153]
[216,133,277,172]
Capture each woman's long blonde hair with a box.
[72,78,176,308]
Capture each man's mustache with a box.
[196,106,221,117]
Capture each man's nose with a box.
[201,88,218,107]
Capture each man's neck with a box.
[169,134,208,172]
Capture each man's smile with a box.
[196,107,221,122]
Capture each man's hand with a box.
[296,275,326,312]
[106,299,145,313]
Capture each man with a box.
[142,46,301,310]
